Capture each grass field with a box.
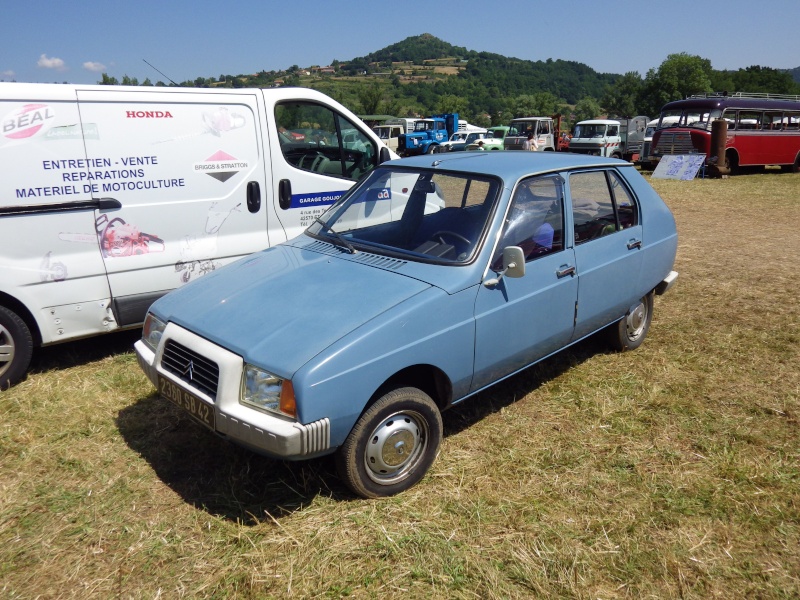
[1,171,798,599]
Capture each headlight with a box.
[141,313,166,352]
[241,364,297,418]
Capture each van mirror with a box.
[379,146,391,164]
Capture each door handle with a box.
[627,239,642,250]
[278,179,292,210]
[246,181,261,213]
[556,265,576,278]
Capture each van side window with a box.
[570,170,638,244]
[275,102,377,181]
[493,175,564,266]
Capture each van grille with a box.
[162,340,219,398]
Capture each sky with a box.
[2,0,799,86]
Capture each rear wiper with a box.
[314,216,357,254]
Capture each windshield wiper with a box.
[314,216,357,254]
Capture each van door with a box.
[269,99,381,240]
[75,88,270,327]
[0,93,112,345]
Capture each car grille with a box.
[161,340,220,398]
[654,131,697,155]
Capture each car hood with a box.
[152,244,431,376]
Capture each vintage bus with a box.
[645,93,800,174]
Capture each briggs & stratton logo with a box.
[194,150,249,183]
[3,103,56,140]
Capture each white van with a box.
[0,82,396,388]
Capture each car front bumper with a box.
[134,323,330,459]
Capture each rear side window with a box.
[274,102,377,180]
[570,170,639,244]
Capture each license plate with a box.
[159,375,215,430]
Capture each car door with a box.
[569,169,644,340]
[472,174,578,391]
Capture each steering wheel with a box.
[431,230,471,246]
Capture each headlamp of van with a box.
[241,365,297,418]
[141,313,166,352]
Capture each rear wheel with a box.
[606,293,654,352]
[336,387,442,498]
[0,306,33,390]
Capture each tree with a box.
[357,82,385,115]
[602,71,643,117]
[510,92,560,118]
[638,53,713,116]
[436,93,468,115]
[573,96,603,122]
[99,73,118,85]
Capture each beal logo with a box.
[3,104,56,140]
[376,188,390,200]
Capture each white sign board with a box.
[651,154,706,180]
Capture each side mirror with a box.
[484,246,525,287]
[379,146,391,164]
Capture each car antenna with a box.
[143,59,178,86]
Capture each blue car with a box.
[135,152,678,498]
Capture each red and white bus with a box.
[645,93,800,174]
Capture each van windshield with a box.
[307,167,500,264]
[574,124,606,138]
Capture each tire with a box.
[425,144,437,155]
[606,292,654,352]
[336,387,442,498]
[727,150,740,176]
[0,306,34,390]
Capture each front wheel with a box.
[0,306,34,390]
[606,292,654,352]
[336,387,442,498]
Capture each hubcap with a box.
[0,323,15,379]
[626,299,647,340]
[364,410,428,484]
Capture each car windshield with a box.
[306,167,501,264]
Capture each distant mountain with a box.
[340,34,616,105]
[789,66,800,84]
[355,33,473,64]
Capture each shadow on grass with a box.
[116,334,607,524]
[27,328,143,377]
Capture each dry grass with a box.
[1,172,798,598]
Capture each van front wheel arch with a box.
[336,387,442,498]
[0,305,34,390]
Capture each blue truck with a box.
[398,113,460,156]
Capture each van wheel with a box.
[0,306,33,390]
[606,293,654,352]
[336,387,442,498]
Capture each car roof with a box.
[386,151,628,182]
